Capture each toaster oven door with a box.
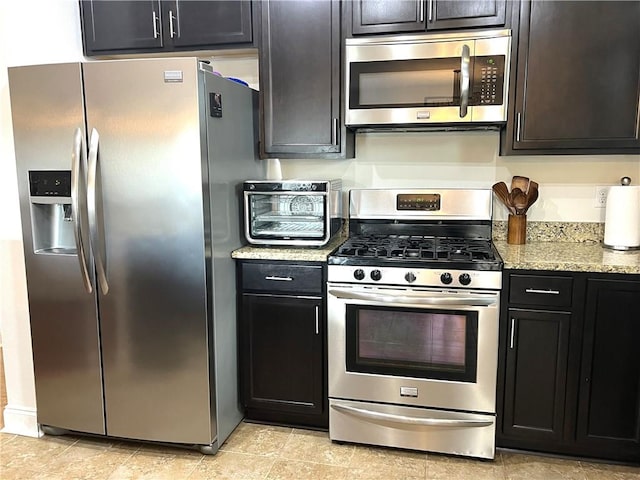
[244,191,330,245]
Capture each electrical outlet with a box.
[595,186,609,208]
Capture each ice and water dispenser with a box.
[29,170,76,254]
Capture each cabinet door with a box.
[506,1,640,153]
[164,0,252,48]
[260,0,349,158]
[576,278,640,461]
[80,0,163,54]
[502,309,571,443]
[352,0,425,35]
[241,294,324,417]
[428,0,507,30]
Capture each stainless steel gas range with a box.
[327,189,503,460]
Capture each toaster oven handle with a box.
[328,289,497,307]
[460,44,470,118]
[332,404,493,428]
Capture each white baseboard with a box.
[2,405,42,437]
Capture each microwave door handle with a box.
[460,44,471,118]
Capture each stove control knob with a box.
[459,273,472,286]
[370,269,382,281]
[440,272,453,285]
[353,269,365,281]
[405,272,416,283]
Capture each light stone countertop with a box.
[494,240,640,275]
[231,222,640,275]
[231,234,347,262]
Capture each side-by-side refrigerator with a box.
[8,58,260,453]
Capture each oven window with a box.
[345,305,478,383]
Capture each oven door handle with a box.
[332,404,493,428]
[328,289,497,307]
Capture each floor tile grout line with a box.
[180,453,206,480]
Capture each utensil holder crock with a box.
[507,214,527,245]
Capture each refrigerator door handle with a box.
[71,128,93,293]
[87,128,109,295]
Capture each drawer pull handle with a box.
[265,275,293,281]
[525,288,560,295]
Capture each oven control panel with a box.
[396,193,441,211]
[329,265,502,290]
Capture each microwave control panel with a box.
[472,56,505,106]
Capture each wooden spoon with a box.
[511,187,528,215]
[525,181,539,210]
[511,175,530,194]
[492,182,516,215]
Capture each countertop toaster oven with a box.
[243,180,342,246]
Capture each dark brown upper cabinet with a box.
[80,0,254,56]
[349,0,508,36]
[259,0,354,159]
[501,0,640,155]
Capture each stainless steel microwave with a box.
[243,180,342,247]
[345,29,511,129]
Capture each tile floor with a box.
[1,421,638,480]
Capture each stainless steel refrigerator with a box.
[8,58,260,453]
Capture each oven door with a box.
[327,283,499,414]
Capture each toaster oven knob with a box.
[440,272,453,284]
[405,272,416,283]
[353,269,365,280]
[459,273,472,286]
[370,269,382,281]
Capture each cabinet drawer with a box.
[509,275,573,308]
[241,263,323,294]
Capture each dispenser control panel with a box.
[29,171,71,197]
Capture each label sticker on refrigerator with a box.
[164,71,184,83]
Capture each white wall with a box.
[1,0,638,438]
[280,132,640,223]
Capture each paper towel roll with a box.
[604,184,640,250]
[265,158,282,180]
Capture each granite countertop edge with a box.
[230,235,346,262]
[230,236,640,275]
[494,241,640,275]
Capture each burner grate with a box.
[333,234,499,266]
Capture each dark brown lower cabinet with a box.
[498,271,640,463]
[503,309,571,443]
[575,278,640,459]
[238,261,327,429]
